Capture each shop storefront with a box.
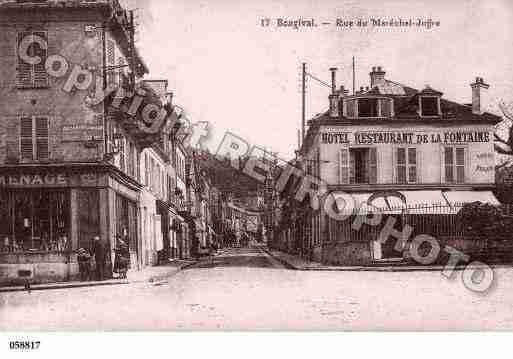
[0,165,142,285]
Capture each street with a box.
[2,247,513,331]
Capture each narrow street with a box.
[2,247,513,331]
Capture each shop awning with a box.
[443,191,500,213]
[387,191,449,214]
[332,192,389,215]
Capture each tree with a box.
[494,101,513,168]
[458,202,513,240]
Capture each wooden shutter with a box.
[369,148,378,184]
[380,98,392,118]
[20,117,33,160]
[16,31,48,88]
[444,147,454,183]
[345,99,356,118]
[35,117,49,160]
[408,148,417,183]
[339,148,349,184]
[32,31,48,88]
[456,147,465,183]
[6,119,20,162]
[17,31,33,88]
[397,148,406,183]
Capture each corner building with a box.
[291,66,502,265]
[0,0,157,285]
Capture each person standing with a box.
[77,247,92,281]
[91,236,106,281]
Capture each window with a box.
[339,148,377,184]
[1,189,70,253]
[17,31,48,88]
[20,116,49,161]
[445,147,466,183]
[358,98,379,117]
[396,147,418,184]
[421,97,439,116]
[344,98,393,118]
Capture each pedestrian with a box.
[113,235,130,279]
[77,247,92,281]
[91,236,106,281]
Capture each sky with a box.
[121,0,513,159]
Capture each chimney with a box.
[338,85,349,97]
[370,66,386,87]
[329,67,339,118]
[470,77,490,115]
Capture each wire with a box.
[306,72,331,89]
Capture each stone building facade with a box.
[0,0,168,285]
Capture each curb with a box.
[0,280,128,293]
[264,249,513,272]
[261,248,298,270]
[0,260,199,293]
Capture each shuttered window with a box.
[17,31,48,88]
[445,147,466,183]
[396,147,417,184]
[19,116,49,161]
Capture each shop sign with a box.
[0,173,100,187]
[0,173,68,186]
[321,131,491,145]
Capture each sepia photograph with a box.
[1,0,513,356]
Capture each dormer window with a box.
[344,97,393,119]
[358,98,379,117]
[420,96,440,116]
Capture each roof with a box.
[299,77,502,155]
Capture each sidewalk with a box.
[0,259,197,293]
[264,249,513,272]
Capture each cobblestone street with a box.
[2,247,513,331]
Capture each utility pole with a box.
[352,56,356,95]
[129,10,136,88]
[301,62,306,145]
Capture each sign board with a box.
[0,173,102,188]
[62,125,103,142]
[321,131,492,145]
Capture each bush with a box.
[458,202,513,239]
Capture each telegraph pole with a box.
[352,56,356,95]
[301,62,306,145]
[129,10,136,87]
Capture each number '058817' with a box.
[9,341,40,350]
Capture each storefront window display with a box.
[0,189,70,253]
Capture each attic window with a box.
[358,98,379,117]
[344,98,393,118]
[420,96,440,117]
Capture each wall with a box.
[0,11,107,165]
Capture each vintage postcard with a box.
[1,0,513,349]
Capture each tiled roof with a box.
[313,79,501,125]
